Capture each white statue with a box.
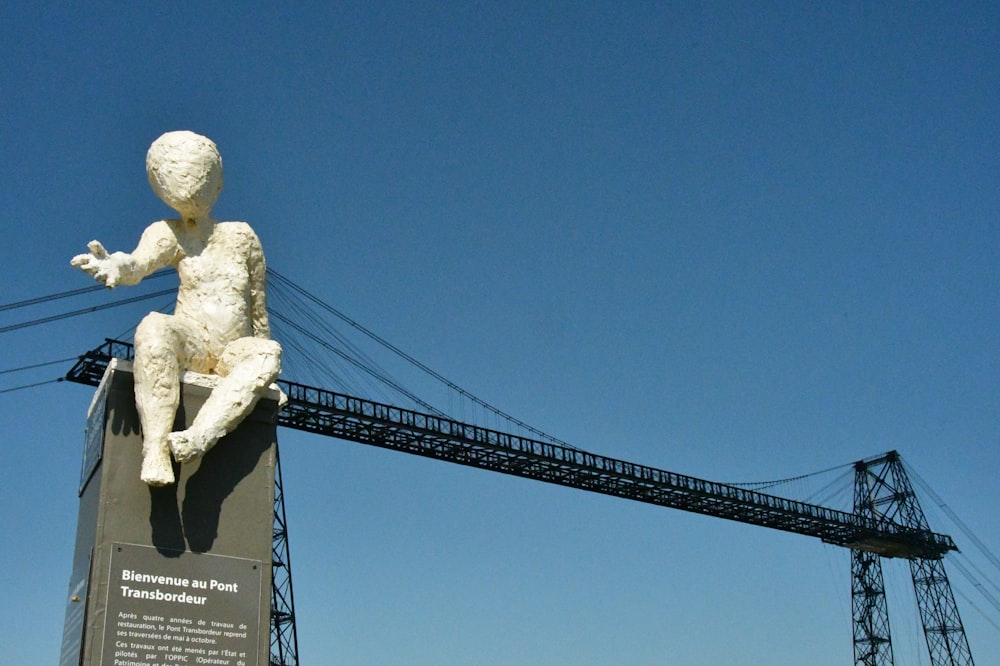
[71,131,282,486]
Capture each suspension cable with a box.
[906,461,1000,574]
[0,357,79,375]
[0,269,171,312]
[270,309,445,416]
[0,378,64,394]
[0,289,176,334]
[267,268,574,448]
[724,461,853,490]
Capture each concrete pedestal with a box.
[61,360,279,666]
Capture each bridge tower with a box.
[852,451,974,666]
[270,445,300,665]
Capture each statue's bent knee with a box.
[219,338,282,388]
[135,313,179,357]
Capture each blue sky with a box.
[2,2,998,664]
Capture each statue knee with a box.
[134,313,180,359]
[136,312,167,339]
[219,338,282,387]
[255,340,282,385]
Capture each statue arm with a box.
[247,229,271,339]
[71,221,177,288]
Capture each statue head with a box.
[146,131,224,220]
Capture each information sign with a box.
[102,543,263,666]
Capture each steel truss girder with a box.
[65,340,957,562]
[275,383,955,559]
[66,340,970,666]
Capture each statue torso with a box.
[169,220,259,350]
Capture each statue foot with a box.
[141,449,175,486]
[168,428,218,463]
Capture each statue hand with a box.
[71,240,123,287]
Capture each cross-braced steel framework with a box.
[271,445,299,665]
[66,341,976,664]
[853,469,895,665]
[853,451,974,666]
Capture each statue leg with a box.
[133,312,185,486]
[168,337,281,463]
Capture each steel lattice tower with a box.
[853,451,973,666]
[853,467,895,665]
[271,444,300,665]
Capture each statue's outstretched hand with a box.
[71,240,124,288]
